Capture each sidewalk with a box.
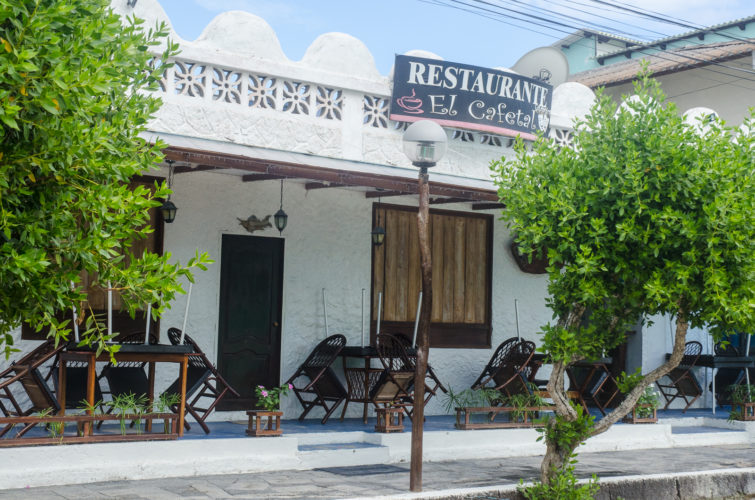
[2,444,753,499]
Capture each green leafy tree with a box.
[492,71,755,490]
[0,0,211,358]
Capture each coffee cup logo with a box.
[397,89,424,114]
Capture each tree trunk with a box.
[539,307,690,484]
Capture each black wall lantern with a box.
[160,160,177,223]
[274,179,288,235]
[371,196,385,246]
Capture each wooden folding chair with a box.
[285,334,347,424]
[370,333,418,420]
[0,340,63,437]
[166,328,240,433]
[393,333,447,406]
[471,338,535,398]
[658,341,703,412]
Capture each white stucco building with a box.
[106,0,596,418]
[11,0,752,421]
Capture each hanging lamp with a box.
[160,160,178,223]
[371,195,385,246]
[274,179,288,235]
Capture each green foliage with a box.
[729,384,755,404]
[538,403,595,450]
[495,67,754,494]
[155,392,180,413]
[728,384,755,420]
[539,324,606,365]
[77,397,104,415]
[0,0,212,358]
[109,392,148,435]
[36,407,65,442]
[155,392,180,433]
[616,368,659,418]
[442,387,504,412]
[492,69,755,362]
[255,383,291,411]
[501,391,547,422]
[519,451,600,500]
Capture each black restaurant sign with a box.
[390,55,552,140]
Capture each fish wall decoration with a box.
[238,214,272,233]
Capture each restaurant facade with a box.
[11,0,711,419]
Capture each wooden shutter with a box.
[22,176,164,340]
[371,204,492,348]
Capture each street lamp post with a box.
[401,120,447,492]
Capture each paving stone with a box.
[2,444,754,499]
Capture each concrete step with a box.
[670,425,751,447]
[297,441,392,469]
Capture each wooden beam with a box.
[471,203,505,210]
[429,197,468,205]
[365,190,412,198]
[173,164,224,174]
[162,146,499,202]
[242,174,286,182]
[305,182,345,190]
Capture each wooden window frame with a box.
[370,203,493,349]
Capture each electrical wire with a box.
[548,0,673,40]
[419,0,576,39]
[502,0,665,41]
[429,0,755,82]
[586,0,755,45]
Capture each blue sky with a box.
[155,0,754,75]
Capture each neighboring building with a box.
[558,16,755,126]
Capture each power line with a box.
[586,0,755,45]
[418,0,755,88]
[438,0,755,81]
[605,0,706,29]
[550,0,673,40]
[587,0,700,31]
[420,0,576,39]
[500,0,660,41]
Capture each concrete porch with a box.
[2,409,753,490]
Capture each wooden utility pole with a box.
[410,167,432,492]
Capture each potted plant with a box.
[246,383,291,437]
[443,386,553,429]
[728,384,755,421]
[154,392,181,434]
[617,368,659,423]
[510,239,550,274]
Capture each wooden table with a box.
[665,353,755,414]
[339,346,384,424]
[58,344,193,436]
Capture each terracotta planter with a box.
[455,405,555,430]
[246,410,283,436]
[0,412,178,447]
[622,404,657,424]
[732,402,755,421]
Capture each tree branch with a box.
[592,308,689,435]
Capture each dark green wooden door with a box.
[217,234,283,410]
